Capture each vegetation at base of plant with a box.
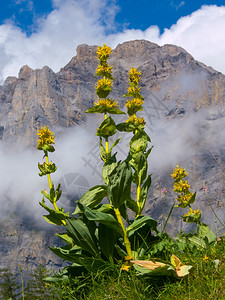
[35,43,224,296]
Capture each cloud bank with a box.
[0,2,225,84]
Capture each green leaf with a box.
[78,257,112,273]
[96,116,117,138]
[107,161,132,209]
[139,175,152,213]
[49,245,84,263]
[132,152,148,185]
[102,154,117,185]
[41,184,62,204]
[133,263,172,276]
[55,233,74,244]
[74,185,107,214]
[86,106,125,115]
[99,223,118,259]
[197,223,217,245]
[127,216,158,237]
[130,131,150,154]
[39,200,68,226]
[126,198,139,215]
[116,122,138,132]
[109,138,121,153]
[38,162,57,176]
[66,218,99,256]
[78,203,123,236]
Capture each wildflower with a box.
[176,192,195,208]
[95,64,113,79]
[94,98,118,109]
[95,77,113,98]
[128,67,141,85]
[203,185,207,192]
[37,126,55,152]
[182,207,201,223]
[203,255,209,262]
[125,98,144,116]
[171,165,188,181]
[126,115,146,127]
[96,44,112,61]
[162,187,167,194]
[173,180,190,193]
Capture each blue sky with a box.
[1,0,224,34]
[0,0,225,83]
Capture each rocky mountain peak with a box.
[18,65,34,80]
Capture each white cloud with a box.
[108,5,225,74]
[0,0,115,83]
[0,3,225,84]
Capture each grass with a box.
[44,237,225,300]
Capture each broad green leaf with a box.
[170,254,192,277]
[127,215,158,237]
[74,185,107,214]
[117,122,138,132]
[139,175,152,213]
[99,223,118,259]
[49,245,84,263]
[55,233,74,244]
[86,106,125,115]
[39,200,69,226]
[78,203,123,236]
[126,198,139,215]
[130,131,151,154]
[107,161,132,209]
[66,218,99,256]
[197,223,217,244]
[133,262,172,276]
[102,153,117,185]
[96,116,117,138]
[176,265,192,277]
[132,152,148,185]
[187,235,207,249]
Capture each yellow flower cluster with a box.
[171,165,195,208]
[126,115,146,126]
[171,165,188,181]
[184,208,200,217]
[182,207,201,223]
[95,64,113,76]
[37,126,55,148]
[95,77,113,90]
[173,180,190,193]
[94,98,118,109]
[126,98,144,109]
[127,86,142,95]
[129,67,141,85]
[96,44,112,61]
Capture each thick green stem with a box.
[114,208,133,258]
[45,154,52,190]
[136,178,141,217]
[104,113,109,154]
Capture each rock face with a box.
[0,40,225,145]
[0,40,225,274]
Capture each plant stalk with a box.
[114,208,133,258]
[45,152,66,225]
[104,113,109,154]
